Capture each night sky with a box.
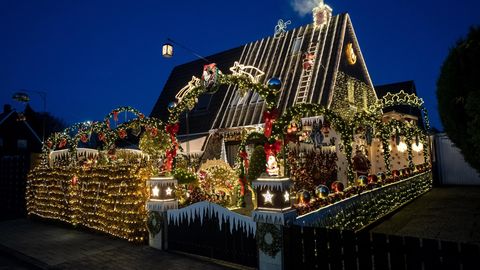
[1,0,479,130]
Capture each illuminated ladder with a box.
[294,27,322,104]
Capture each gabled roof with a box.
[374,80,424,127]
[375,80,417,97]
[151,13,375,136]
[150,47,244,135]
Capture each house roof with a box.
[375,80,417,97]
[374,80,424,127]
[150,13,374,136]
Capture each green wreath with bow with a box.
[146,211,163,236]
[256,223,282,257]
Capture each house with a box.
[0,104,42,220]
[150,4,427,184]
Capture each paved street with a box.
[0,219,236,270]
[371,186,480,245]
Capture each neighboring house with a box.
[0,104,42,220]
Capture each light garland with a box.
[26,164,149,242]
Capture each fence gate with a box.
[167,201,257,267]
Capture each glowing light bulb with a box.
[397,142,407,153]
[412,142,423,152]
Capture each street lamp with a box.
[12,90,47,142]
[162,43,173,58]
[162,38,209,62]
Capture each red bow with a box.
[264,140,282,159]
[118,129,127,139]
[46,140,53,149]
[58,139,67,148]
[106,120,111,130]
[238,176,246,196]
[263,110,278,138]
[113,110,119,122]
[98,132,105,142]
[150,127,158,137]
[166,123,179,135]
[239,150,249,172]
[239,151,248,160]
[164,149,176,172]
[80,134,88,143]
[58,138,67,148]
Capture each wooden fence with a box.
[283,226,479,270]
[167,202,257,267]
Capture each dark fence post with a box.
[145,176,178,250]
[252,176,297,270]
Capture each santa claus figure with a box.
[266,155,279,176]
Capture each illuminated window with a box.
[347,80,355,104]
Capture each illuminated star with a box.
[165,187,173,196]
[284,191,290,202]
[152,185,159,197]
[262,190,274,205]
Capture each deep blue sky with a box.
[1,0,479,130]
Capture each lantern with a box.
[253,177,292,211]
[147,176,176,201]
[162,43,173,58]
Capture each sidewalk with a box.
[0,219,234,270]
[370,186,480,245]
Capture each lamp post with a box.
[12,90,47,142]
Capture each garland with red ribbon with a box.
[163,122,180,173]
[263,110,278,138]
[238,150,249,196]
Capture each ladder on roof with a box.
[294,27,323,104]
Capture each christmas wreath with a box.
[256,223,282,257]
[146,211,163,236]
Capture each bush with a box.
[437,26,480,173]
[247,145,266,183]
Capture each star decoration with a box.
[152,185,159,197]
[229,61,265,83]
[165,187,173,196]
[262,190,274,205]
[396,90,408,103]
[284,191,290,202]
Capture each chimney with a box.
[3,104,12,113]
[313,1,333,29]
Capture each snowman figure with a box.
[266,155,280,176]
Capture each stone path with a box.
[0,219,239,270]
[371,186,480,245]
